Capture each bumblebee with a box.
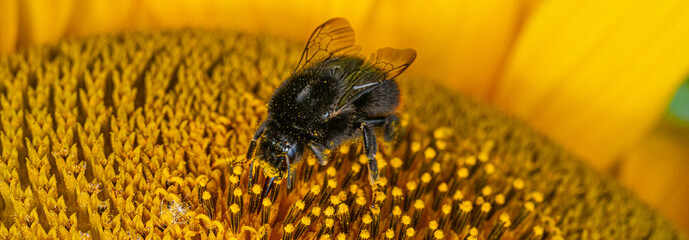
[246,18,416,196]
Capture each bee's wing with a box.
[336,47,416,108]
[294,18,361,73]
[362,47,417,81]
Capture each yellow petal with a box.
[0,0,18,54]
[619,120,689,231]
[134,0,212,29]
[16,0,74,48]
[280,0,538,100]
[370,0,536,100]
[130,0,536,102]
[492,0,689,168]
[66,0,136,35]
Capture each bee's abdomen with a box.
[353,79,400,117]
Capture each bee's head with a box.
[257,130,299,178]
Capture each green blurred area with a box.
[668,79,689,126]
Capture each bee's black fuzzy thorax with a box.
[268,57,364,132]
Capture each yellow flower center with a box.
[0,29,681,240]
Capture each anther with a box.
[301,157,316,183]
[384,229,395,240]
[282,223,294,240]
[390,157,403,185]
[511,201,534,230]
[294,216,311,239]
[401,227,415,240]
[487,212,511,240]
[433,230,444,240]
[357,230,370,240]
[249,184,263,213]
[229,203,241,234]
[433,183,448,210]
[284,200,305,224]
[412,199,425,227]
[388,205,402,231]
[261,198,272,226]
[303,185,320,209]
[403,181,417,211]
[370,206,381,239]
[425,221,438,240]
[337,203,350,233]
[317,217,335,238]
[319,179,337,206]
[451,200,473,234]
[392,187,404,207]
[438,204,451,230]
[470,202,491,229]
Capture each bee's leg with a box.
[287,167,297,191]
[246,141,257,161]
[383,115,399,142]
[246,122,268,189]
[362,115,397,142]
[262,176,276,199]
[249,161,255,189]
[362,123,382,207]
[246,122,268,161]
[361,124,379,183]
[247,145,257,189]
[308,142,328,165]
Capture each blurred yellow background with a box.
[1,0,688,233]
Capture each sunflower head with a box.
[0,30,683,239]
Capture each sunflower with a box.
[1,0,688,238]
